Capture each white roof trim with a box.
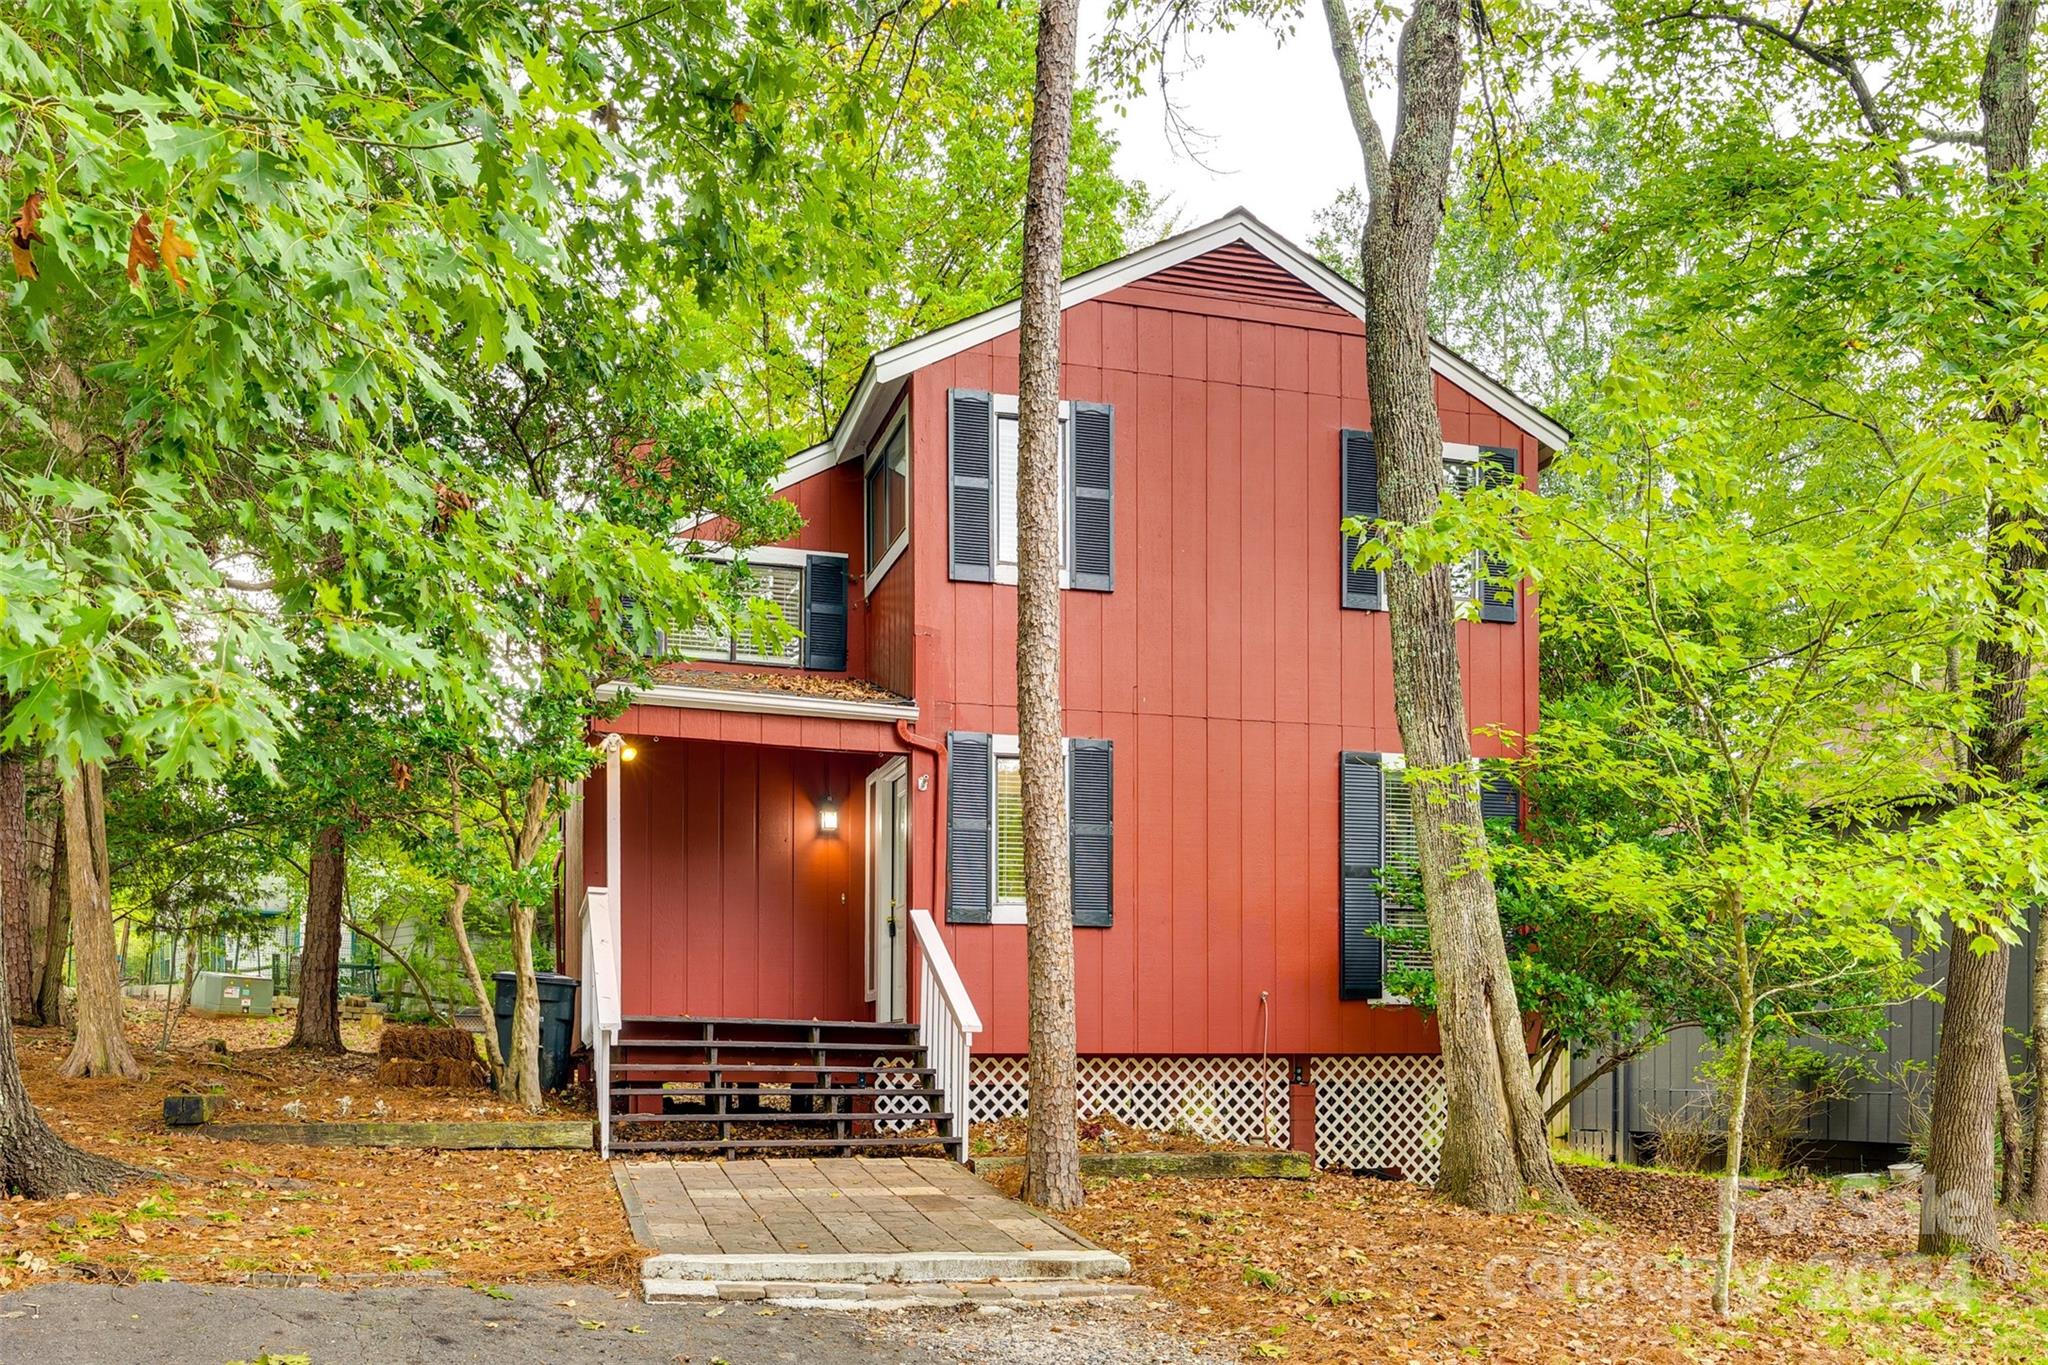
[769,207,1569,486]
[601,680,918,723]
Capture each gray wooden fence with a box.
[1569,926,2035,1163]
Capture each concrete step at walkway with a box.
[614,1156,1130,1296]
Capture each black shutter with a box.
[1479,767,1522,834]
[1478,445,1519,623]
[801,555,847,670]
[1341,429,1383,610]
[1069,402,1115,591]
[1067,739,1113,926]
[946,733,994,924]
[949,389,995,582]
[1340,752,1386,1000]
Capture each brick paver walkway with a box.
[618,1157,1094,1258]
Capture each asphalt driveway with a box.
[0,1281,1228,1364]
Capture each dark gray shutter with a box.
[946,733,994,924]
[1069,402,1115,591]
[1478,445,1519,623]
[1339,752,1385,1001]
[1341,429,1383,610]
[1067,739,1113,926]
[800,555,847,670]
[1480,768,1522,834]
[948,389,995,582]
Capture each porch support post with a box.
[604,733,623,984]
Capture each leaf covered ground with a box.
[995,1164,2048,1363]
[1,1005,639,1291]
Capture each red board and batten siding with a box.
[583,731,883,1021]
[898,270,1543,1059]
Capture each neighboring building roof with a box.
[775,207,1571,492]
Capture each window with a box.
[1376,758,1430,984]
[993,396,1069,583]
[994,754,1026,913]
[667,554,808,667]
[1442,452,1483,605]
[865,416,909,581]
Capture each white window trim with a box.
[863,411,911,594]
[990,395,1073,590]
[987,732,1071,926]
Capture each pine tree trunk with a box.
[1323,0,1574,1215]
[57,765,140,1081]
[1921,0,2040,1261]
[1,753,31,1025]
[34,807,69,1029]
[1015,0,1083,1214]
[288,824,347,1053]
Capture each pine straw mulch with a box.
[0,1004,641,1292]
[984,1163,2048,1363]
[972,1113,1263,1158]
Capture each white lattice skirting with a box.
[1310,1054,1448,1180]
[972,1055,1291,1150]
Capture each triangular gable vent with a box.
[1137,241,1343,313]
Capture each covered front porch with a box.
[562,680,980,1160]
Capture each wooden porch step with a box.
[608,1134,949,1154]
[612,1109,951,1126]
[621,1014,917,1034]
[608,1062,935,1079]
[609,1084,944,1100]
[614,1039,925,1056]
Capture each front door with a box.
[866,757,910,1022]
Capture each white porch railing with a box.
[909,908,981,1162]
[582,886,622,1158]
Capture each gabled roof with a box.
[777,207,1570,490]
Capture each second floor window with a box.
[667,559,804,667]
[865,417,908,580]
[994,397,1069,579]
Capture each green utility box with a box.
[190,970,275,1017]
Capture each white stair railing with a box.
[582,886,622,1158]
[909,908,982,1162]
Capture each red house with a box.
[561,211,1568,1172]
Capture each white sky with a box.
[1079,1,1379,246]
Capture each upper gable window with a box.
[865,415,909,586]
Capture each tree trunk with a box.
[24,757,57,1023]
[288,824,347,1053]
[0,872,151,1196]
[1997,1059,2026,1209]
[34,805,69,1028]
[448,884,508,1077]
[57,765,140,1081]
[1,753,31,1025]
[1321,0,1574,1215]
[2030,907,2048,1220]
[1713,1012,1755,1317]
[1015,0,1083,1214]
[504,903,543,1111]
[1920,0,2040,1262]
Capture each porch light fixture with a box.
[619,742,639,762]
[817,794,840,835]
